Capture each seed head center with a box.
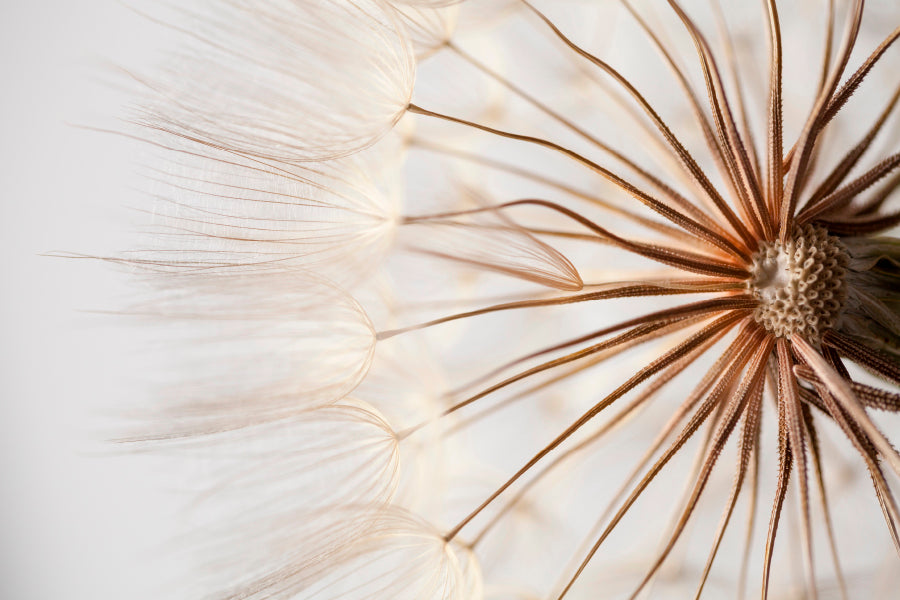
[747,224,848,340]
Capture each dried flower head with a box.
[123,0,900,598]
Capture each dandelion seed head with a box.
[749,224,849,340]
[118,0,900,598]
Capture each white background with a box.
[1,2,182,598]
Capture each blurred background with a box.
[1,2,183,598]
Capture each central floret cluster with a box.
[748,224,848,340]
